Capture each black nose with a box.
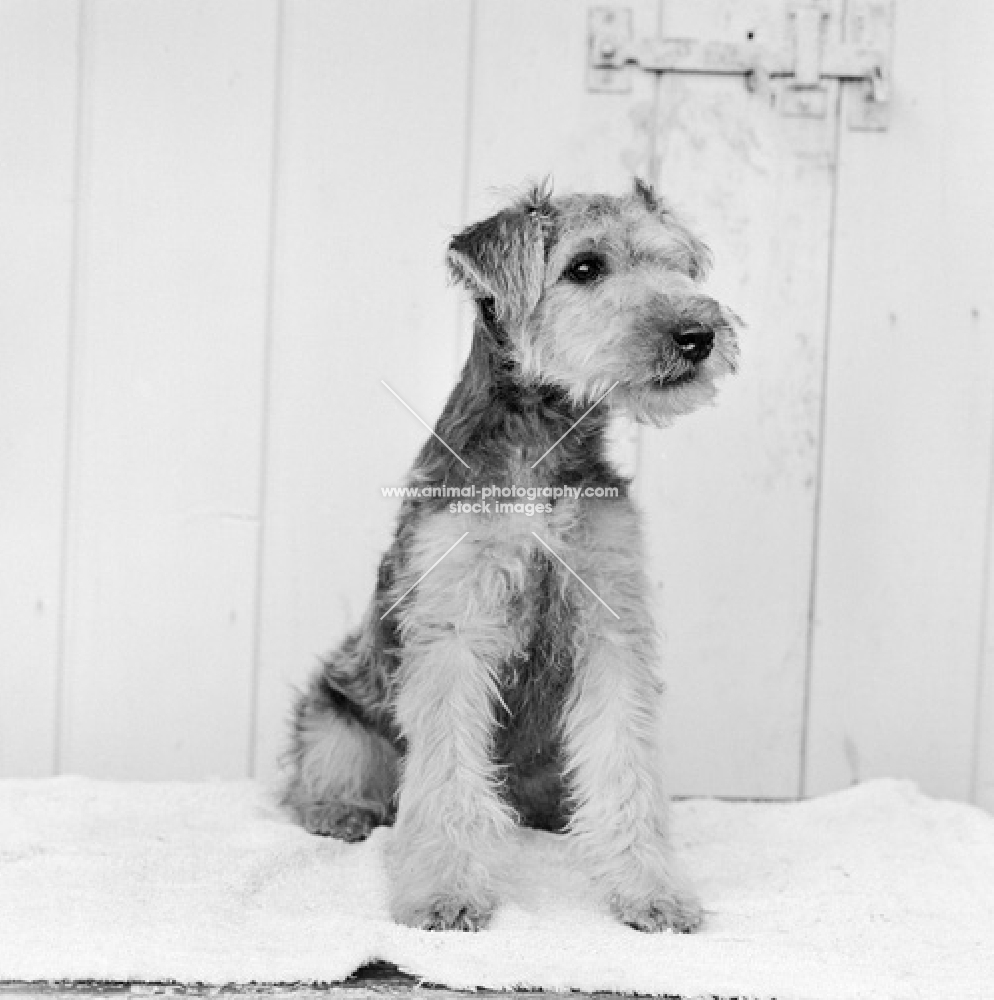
[672,326,714,364]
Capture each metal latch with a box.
[588,2,894,130]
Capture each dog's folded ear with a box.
[652,209,712,282]
[447,187,551,329]
[633,176,658,210]
[632,177,712,282]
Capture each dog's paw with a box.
[301,803,379,842]
[613,884,704,934]
[395,893,496,932]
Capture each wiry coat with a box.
[281,180,739,932]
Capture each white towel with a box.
[0,776,991,998]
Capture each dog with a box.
[281,178,740,933]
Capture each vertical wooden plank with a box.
[459,0,658,485]
[463,0,659,483]
[639,1,840,796]
[464,0,657,239]
[979,574,994,809]
[950,5,994,814]
[251,0,472,780]
[806,3,994,801]
[0,0,79,775]
[61,0,278,778]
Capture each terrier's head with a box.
[447,179,740,425]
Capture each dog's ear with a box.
[633,178,713,281]
[665,211,713,282]
[633,176,658,210]
[447,185,551,328]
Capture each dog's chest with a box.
[491,551,575,822]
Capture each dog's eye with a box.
[564,253,607,285]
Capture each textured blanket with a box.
[1,776,992,998]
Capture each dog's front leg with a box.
[388,516,522,931]
[561,503,703,933]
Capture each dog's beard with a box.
[610,329,739,427]
[615,374,719,426]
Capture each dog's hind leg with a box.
[281,622,401,842]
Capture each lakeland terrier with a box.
[281,179,740,933]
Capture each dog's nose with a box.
[672,327,714,364]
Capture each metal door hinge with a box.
[587,2,894,130]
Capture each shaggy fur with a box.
[281,179,740,933]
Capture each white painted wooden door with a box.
[2,0,993,809]
[634,2,841,798]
